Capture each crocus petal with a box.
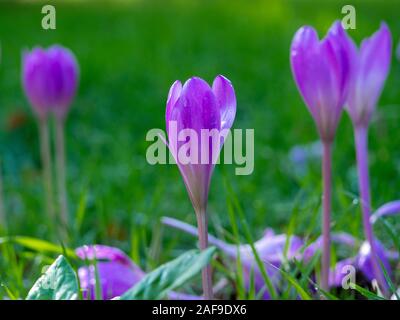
[76,244,135,267]
[290,21,352,141]
[78,261,144,300]
[76,245,145,300]
[357,240,392,282]
[166,80,182,134]
[22,45,79,119]
[346,23,392,126]
[330,257,356,287]
[370,200,400,224]
[166,77,222,212]
[212,75,236,131]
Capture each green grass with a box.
[0,0,399,299]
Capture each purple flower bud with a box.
[165,76,236,212]
[22,45,79,119]
[290,21,353,142]
[346,23,392,127]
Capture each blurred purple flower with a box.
[290,20,353,291]
[330,240,392,288]
[165,75,236,213]
[370,200,400,224]
[303,234,394,288]
[289,140,322,176]
[162,217,303,299]
[343,23,392,294]
[76,245,145,300]
[346,23,392,127]
[76,245,202,300]
[22,45,79,119]
[290,21,352,142]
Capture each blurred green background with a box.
[0,0,399,296]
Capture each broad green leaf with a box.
[26,255,79,300]
[120,247,216,300]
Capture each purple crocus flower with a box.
[344,23,392,294]
[165,75,236,299]
[290,21,352,142]
[22,45,79,119]
[346,23,392,127]
[76,245,202,300]
[290,21,353,291]
[166,76,236,213]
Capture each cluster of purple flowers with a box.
[12,20,400,299]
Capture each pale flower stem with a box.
[321,141,332,292]
[39,118,55,225]
[354,126,388,294]
[196,208,213,299]
[55,117,68,229]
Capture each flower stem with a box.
[55,117,68,230]
[354,126,388,294]
[39,118,55,225]
[196,209,213,299]
[321,141,332,292]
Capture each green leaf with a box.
[26,255,79,300]
[120,247,216,300]
[352,284,386,300]
[0,236,76,257]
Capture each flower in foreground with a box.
[22,45,79,235]
[76,245,201,300]
[165,76,236,299]
[345,23,392,294]
[290,21,353,291]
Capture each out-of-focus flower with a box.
[290,21,352,142]
[370,200,400,224]
[162,217,303,299]
[165,75,236,213]
[330,240,392,288]
[346,23,392,127]
[22,45,79,119]
[289,140,322,177]
[304,234,394,288]
[76,245,145,300]
[343,22,392,294]
[76,245,202,300]
[290,20,353,291]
